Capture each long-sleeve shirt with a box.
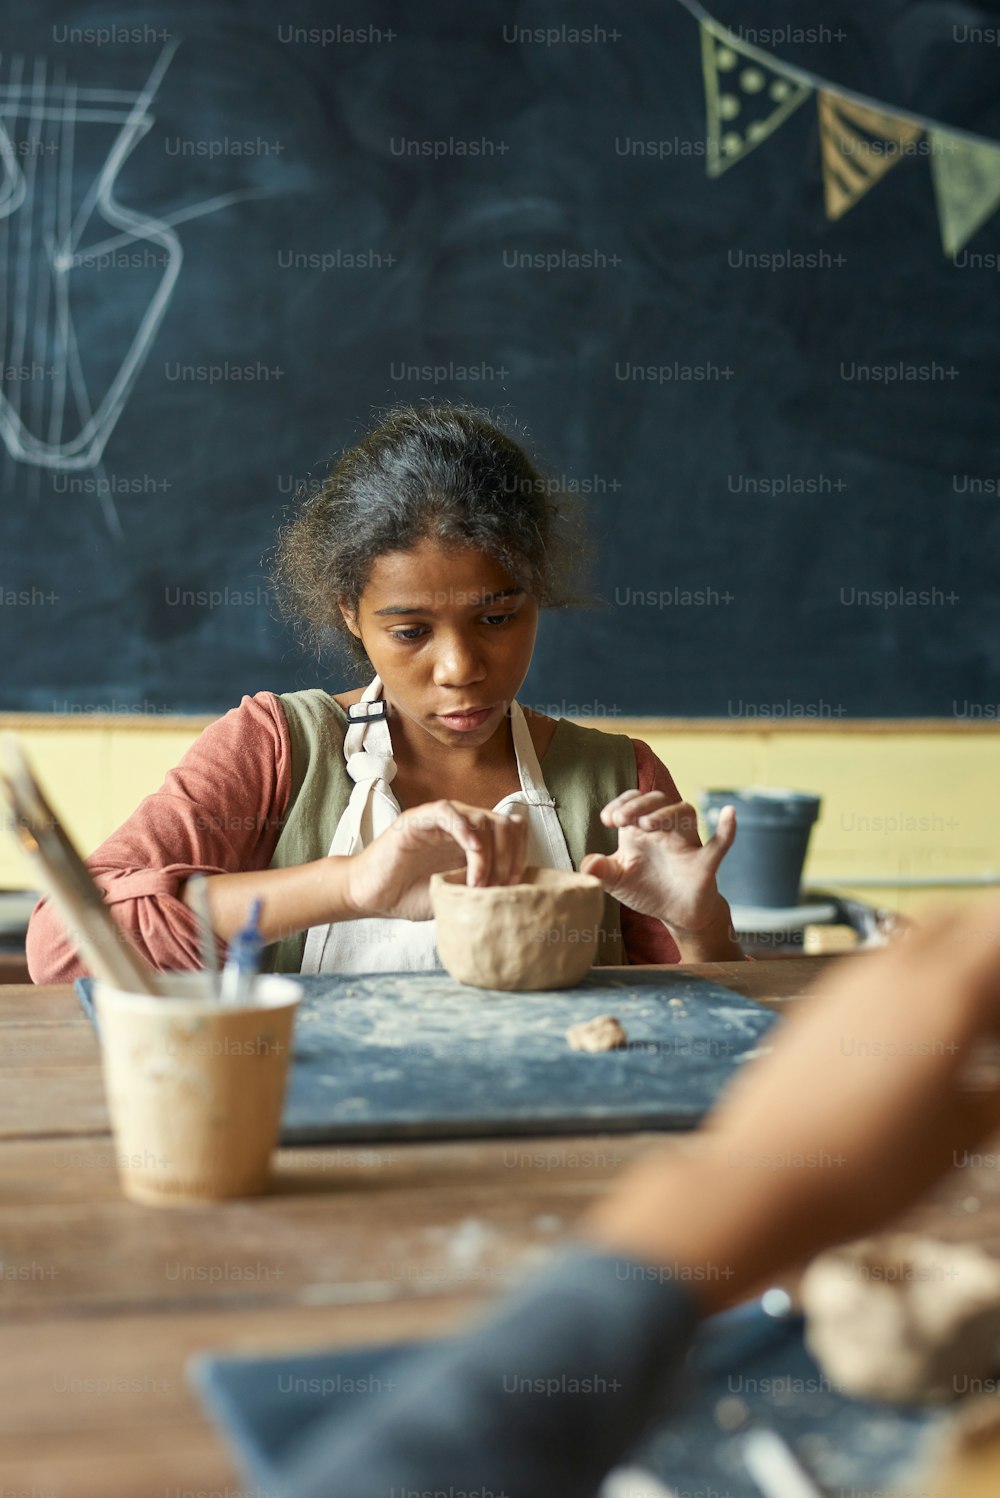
[27,694,685,982]
[280,1245,701,1498]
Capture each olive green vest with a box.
[263,691,637,973]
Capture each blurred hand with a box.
[343,801,529,921]
[585,896,1000,1309]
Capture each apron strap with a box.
[328,676,399,858]
[509,702,556,807]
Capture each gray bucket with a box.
[701,788,821,910]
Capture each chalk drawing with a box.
[0,40,264,529]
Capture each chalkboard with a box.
[1,0,998,716]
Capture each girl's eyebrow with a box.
[373,588,524,617]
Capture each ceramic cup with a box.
[93,972,301,1206]
[701,787,821,910]
[430,866,604,991]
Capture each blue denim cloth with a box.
[276,1246,700,1498]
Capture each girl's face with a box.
[341,536,539,751]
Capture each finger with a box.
[423,801,488,885]
[493,811,527,887]
[700,803,737,874]
[599,788,646,825]
[462,809,495,888]
[491,810,517,887]
[635,799,703,841]
[505,810,529,885]
[580,852,621,889]
[604,791,674,827]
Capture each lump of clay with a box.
[430,866,604,991]
[566,1015,628,1053]
[801,1234,1000,1404]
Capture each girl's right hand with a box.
[341,801,529,922]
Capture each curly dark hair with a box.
[272,402,590,670]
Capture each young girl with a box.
[27,405,741,982]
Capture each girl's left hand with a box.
[580,790,737,942]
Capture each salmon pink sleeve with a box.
[619,740,684,965]
[25,692,294,984]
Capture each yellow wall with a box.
[2,716,998,919]
[638,725,1000,918]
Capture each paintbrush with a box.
[742,1428,825,1498]
[0,734,157,994]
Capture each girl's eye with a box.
[389,612,516,642]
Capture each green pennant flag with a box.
[699,21,811,178]
[929,129,1000,256]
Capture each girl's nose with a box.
[432,633,487,687]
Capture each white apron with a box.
[300,676,573,974]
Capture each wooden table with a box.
[3,958,998,1498]
[0,945,30,985]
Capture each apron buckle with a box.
[348,700,388,722]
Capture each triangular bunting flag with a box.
[929,129,1000,256]
[700,22,811,179]
[818,92,922,220]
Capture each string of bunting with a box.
[677,0,1000,256]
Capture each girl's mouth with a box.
[436,706,494,732]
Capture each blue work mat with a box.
[75,968,778,1142]
[189,1299,945,1498]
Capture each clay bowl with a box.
[430,866,604,991]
